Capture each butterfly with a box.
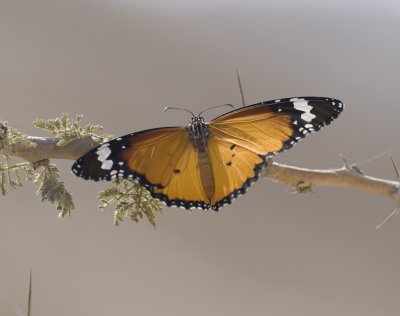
[72,97,344,211]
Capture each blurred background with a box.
[1,0,400,315]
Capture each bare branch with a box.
[1,136,98,162]
[263,160,399,201]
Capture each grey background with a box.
[1,0,400,315]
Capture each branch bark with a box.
[263,161,399,201]
[2,136,98,162]
[2,135,400,205]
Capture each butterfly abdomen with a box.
[197,151,215,201]
[188,118,215,201]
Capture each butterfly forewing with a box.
[209,112,294,155]
[119,127,188,187]
[209,97,344,155]
[73,127,186,185]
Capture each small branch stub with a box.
[375,157,400,229]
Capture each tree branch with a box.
[1,136,98,162]
[263,160,399,201]
[3,135,399,205]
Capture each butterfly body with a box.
[72,97,344,211]
[187,116,215,200]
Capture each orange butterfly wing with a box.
[73,127,210,209]
[206,97,344,208]
[119,127,188,187]
[151,142,211,209]
[207,137,265,208]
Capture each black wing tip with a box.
[270,96,344,105]
[266,96,345,154]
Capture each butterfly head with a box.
[189,115,207,136]
[189,115,205,124]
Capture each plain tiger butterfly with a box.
[72,97,344,210]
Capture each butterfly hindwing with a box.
[151,141,210,209]
[208,137,266,209]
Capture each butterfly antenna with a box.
[198,103,234,117]
[236,68,246,107]
[163,106,196,117]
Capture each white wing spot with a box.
[292,99,316,123]
[96,146,111,161]
[101,160,113,170]
[96,146,113,170]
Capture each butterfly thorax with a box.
[188,117,209,151]
[188,116,215,201]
